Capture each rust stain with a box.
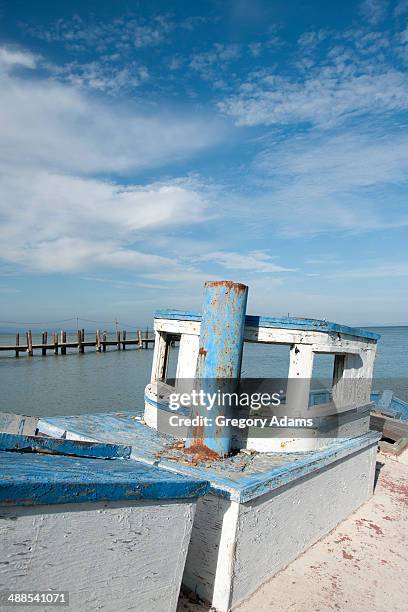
[184,442,221,461]
[205,280,248,292]
[191,418,204,445]
[381,477,408,507]
[342,550,354,560]
[334,535,351,544]
[355,518,384,535]
[198,347,208,358]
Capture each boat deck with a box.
[39,411,380,502]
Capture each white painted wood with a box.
[332,349,376,408]
[154,319,376,354]
[155,319,200,336]
[182,495,234,606]
[176,334,200,379]
[212,500,240,612]
[182,445,377,611]
[0,499,196,612]
[151,331,168,383]
[286,343,314,410]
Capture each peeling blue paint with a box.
[0,432,132,459]
[154,310,380,341]
[0,450,209,506]
[39,412,380,503]
[186,281,248,455]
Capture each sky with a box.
[0,0,407,328]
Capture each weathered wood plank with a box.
[0,413,38,435]
[0,450,209,505]
[0,432,132,460]
[370,412,408,441]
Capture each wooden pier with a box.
[0,329,155,357]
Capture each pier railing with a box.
[0,329,155,357]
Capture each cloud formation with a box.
[218,23,408,127]
[0,45,220,275]
[251,129,408,235]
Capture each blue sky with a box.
[0,0,407,327]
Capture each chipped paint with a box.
[0,450,208,506]
[186,280,248,456]
[0,432,131,459]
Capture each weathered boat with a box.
[1,279,407,611]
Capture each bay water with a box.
[0,327,407,417]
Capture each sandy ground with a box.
[177,455,408,612]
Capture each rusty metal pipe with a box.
[186,280,248,456]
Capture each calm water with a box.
[0,327,407,416]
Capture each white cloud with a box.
[359,0,388,25]
[24,14,172,52]
[219,68,408,127]
[0,47,37,70]
[196,250,295,273]
[257,130,408,190]
[298,30,329,48]
[0,44,223,275]
[0,54,223,175]
[250,129,408,236]
[0,169,209,272]
[190,44,241,80]
[330,262,408,279]
[219,21,407,128]
[50,60,150,94]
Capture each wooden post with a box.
[102,332,107,352]
[138,329,142,348]
[26,330,33,356]
[285,344,314,413]
[122,330,126,350]
[15,333,19,358]
[96,329,101,352]
[42,331,48,356]
[78,330,84,354]
[117,330,121,350]
[61,330,67,355]
[53,332,58,355]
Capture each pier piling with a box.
[27,331,33,357]
[96,330,101,352]
[42,331,47,356]
[53,333,58,355]
[61,330,66,355]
